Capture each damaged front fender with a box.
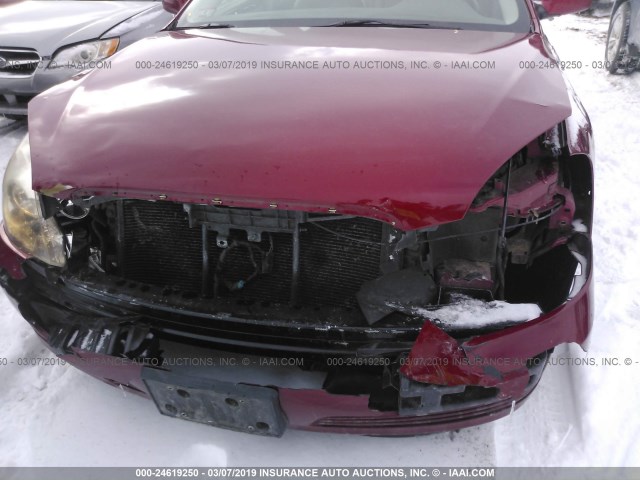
[401,264,592,399]
[401,320,531,399]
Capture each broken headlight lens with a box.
[2,135,66,267]
[49,38,119,68]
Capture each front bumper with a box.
[0,231,593,436]
[0,66,79,116]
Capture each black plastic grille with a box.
[119,201,384,307]
[0,49,40,76]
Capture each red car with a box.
[1,0,593,437]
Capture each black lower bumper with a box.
[0,258,549,435]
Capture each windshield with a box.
[175,0,532,32]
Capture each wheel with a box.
[606,1,634,73]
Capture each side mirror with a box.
[538,0,592,17]
[162,0,189,14]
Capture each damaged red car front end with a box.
[0,0,594,436]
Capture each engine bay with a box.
[45,128,591,337]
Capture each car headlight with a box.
[2,135,66,267]
[49,38,119,69]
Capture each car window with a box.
[176,0,532,32]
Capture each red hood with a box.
[28,27,571,231]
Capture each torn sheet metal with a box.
[400,320,531,399]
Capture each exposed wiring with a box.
[497,158,513,300]
[213,234,274,296]
[426,201,564,243]
[307,221,386,246]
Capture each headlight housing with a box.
[2,136,66,267]
[49,38,119,69]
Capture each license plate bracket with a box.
[142,367,287,437]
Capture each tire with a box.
[606,1,634,74]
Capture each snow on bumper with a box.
[0,231,593,435]
[401,281,592,401]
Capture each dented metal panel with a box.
[28,28,573,231]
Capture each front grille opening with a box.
[0,49,40,76]
[102,200,386,311]
[57,195,571,334]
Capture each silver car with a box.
[0,0,173,117]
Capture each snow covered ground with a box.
[1,14,640,467]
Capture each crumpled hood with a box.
[28,27,572,231]
[0,1,156,55]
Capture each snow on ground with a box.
[1,14,640,467]
[497,14,640,467]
